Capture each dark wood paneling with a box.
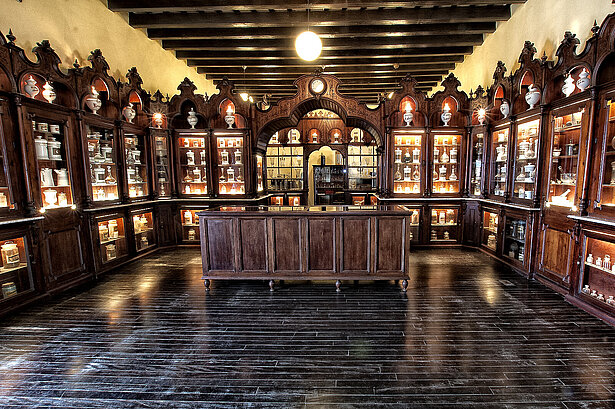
[44,227,85,281]
[340,217,370,273]
[538,227,572,284]
[375,217,405,273]
[206,218,235,271]
[307,218,335,273]
[272,217,301,273]
[239,217,267,272]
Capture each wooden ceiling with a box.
[107,0,526,104]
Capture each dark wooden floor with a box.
[1,248,615,408]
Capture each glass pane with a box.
[430,208,458,242]
[581,237,615,305]
[179,134,208,195]
[432,134,461,194]
[86,125,118,202]
[513,119,540,201]
[33,118,74,209]
[98,217,127,263]
[490,128,509,197]
[503,217,527,263]
[133,212,155,251]
[125,134,149,198]
[154,136,171,198]
[393,131,422,195]
[547,112,583,208]
[180,209,201,242]
[482,211,498,250]
[217,136,245,195]
[470,133,484,196]
[600,101,615,207]
[0,237,33,300]
[265,139,303,191]
[349,142,377,191]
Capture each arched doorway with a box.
[307,146,344,205]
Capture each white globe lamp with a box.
[295,30,322,61]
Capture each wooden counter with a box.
[197,205,412,291]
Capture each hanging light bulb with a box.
[239,65,249,101]
[295,0,321,61]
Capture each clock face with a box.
[310,78,325,94]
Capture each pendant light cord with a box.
[307,0,310,31]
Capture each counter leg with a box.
[204,279,211,291]
[402,279,408,292]
[269,280,275,292]
[335,280,341,292]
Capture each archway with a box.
[307,146,344,205]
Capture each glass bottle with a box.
[404,148,411,163]
[104,166,116,185]
[234,149,242,164]
[394,164,402,181]
[221,149,229,165]
[395,147,402,163]
[403,165,411,181]
[412,147,420,163]
[412,165,420,181]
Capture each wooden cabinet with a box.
[82,121,120,204]
[578,229,615,316]
[430,131,463,195]
[489,125,511,198]
[511,117,540,203]
[469,127,486,197]
[152,129,172,198]
[391,129,424,196]
[176,130,210,196]
[214,131,247,196]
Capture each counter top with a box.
[198,205,413,216]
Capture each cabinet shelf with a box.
[0,263,28,275]
[135,228,153,235]
[552,154,578,159]
[505,235,525,244]
[555,124,581,132]
[100,236,126,245]
[585,262,615,276]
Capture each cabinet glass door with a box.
[392,130,423,195]
[265,145,303,191]
[470,132,484,196]
[217,135,245,195]
[431,133,461,194]
[490,128,509,197]
[482,211,498,250]
[348,143,377,191]
[598,101,615,208]
[548,112,583,208]
[0,237,33,301]
[154,135,171,198]
[32,118,74,209]
[430,208,458,242]
[581,236,615,308]
[98,217,127,264]
[124,134,149,198]
[503,216,527,264]
[512,120,539,201]
[132,211,155,252]
[179,133,208,195]
[86,125,118,202]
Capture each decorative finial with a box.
[73,59,80,69]
[591,20,600,36]
[541,51,548,63]
[6,29,15,43]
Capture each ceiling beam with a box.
[213,75,444,84]
[176,47,473,60]
[110,0,523,12]
[198,64,452,75]
[186,56,463,67]
[162,34,483,51]
[147,22,496,40]
[129,6,511,29]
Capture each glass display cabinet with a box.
[256,154,264,193]
[153,131,172,198]
[0,237,33,303]
[408,207,421,244]
[97,216,127,264]
[430,207,458,243]
[85,125,118,202]
[490,127,510,198]
[177,131,209,196]
[180,208,204,243]
[265,144,304,192]
[124,133,149,199]
[512,119,540,201]
[580,233,615,311]
[482,210,498,251]
[0,99,15,211]
[348,143,377,191]
[392,129,424,196]
[132,211,155,252]
[31,117,74,209]
[431,132,462,195]
[470,131,485,197]
[547,111,584,209]
[215,132,246,195]
[503,215,527,266]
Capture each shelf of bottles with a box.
[217,135,245,195]
[482,211,498,251]
[179,133,208,195]
[580,236,615,309]
[392,130,423,195]
[132,211,155,252]
[265,143,304,191]
[256,154,264,193]
[348,143,377,190]
[32,118,74,209]
[0,237,32,302]
[86,125,118,202]
[154,135,171,198]
[430,208,458,242]
[432,134,462,194]
[470,133,484,196]
[98,218,127,264]
[503,216,527,264]
[490,128,510,197]
[409,207,420,244]
[600,101,615,208]
[548,112,583,208]
[124,134,149,199]
[512,120,540,201]
[180,209,203,242]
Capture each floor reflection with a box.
[0,248,613,408]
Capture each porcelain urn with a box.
[122,103,136,123]
[187,108,198,129]
[224,106,235,129]
[525,84,541,109]
[85,86,102,115]
[42,81,56,104]
[576,68,590,91]
[441,103,452,126]
[24,75,40,98]
[403,104,413,127]
[562,74,576,98]
[500,100,510,118]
